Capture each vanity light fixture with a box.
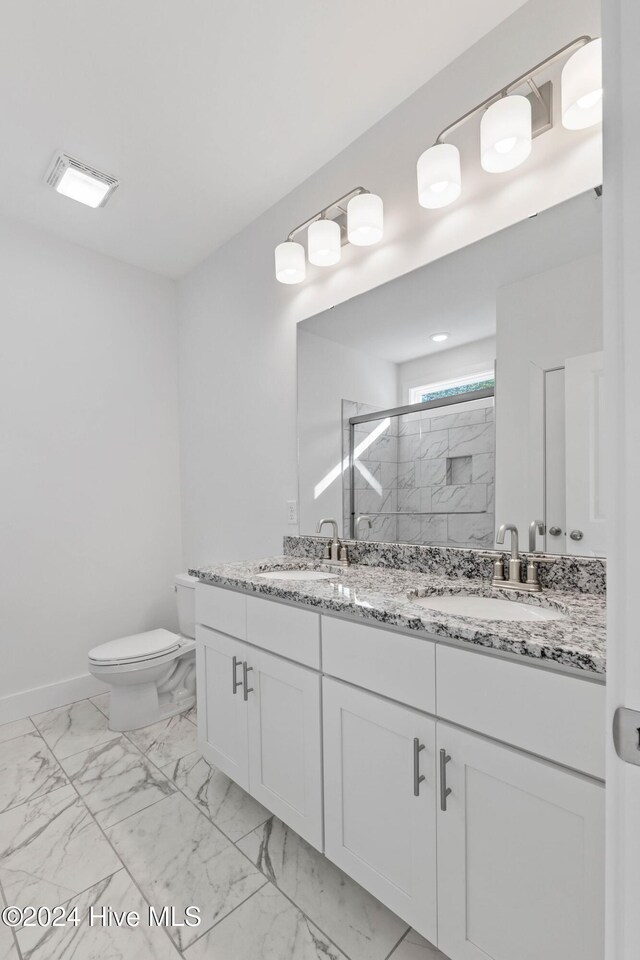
[416,36,602,207]
[275,187,383,284]
[275,241,306,284]
[347,192,384,246]
[417,143,461,209]
[480,95,532,172]
[430,333,449,343]
[561,38,603,129]
[308,218,341,266]
[45,152,119,208]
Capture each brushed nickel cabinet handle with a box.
[242,661,254,701]
[231,656,242,695]
[440,748,452,811]
[413,738,426,796]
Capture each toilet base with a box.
[91,646,197,733]
[108,687,196,732]
[109,681,159,732]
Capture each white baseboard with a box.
[0,673,109,725]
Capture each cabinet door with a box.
[436,723,604,960]
[196,625,249,790]
[323,678,437,942]
[246,646,323,850]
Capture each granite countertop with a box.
[189,557,606,677]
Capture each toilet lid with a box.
[89,629,181,665]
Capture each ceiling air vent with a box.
[45,152,119,208]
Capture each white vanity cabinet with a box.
[196,586,323,849]
[198,627,249,788]
[323,678,438,942]
[245,645,322,848]
[436,723,605,960]
[196,582,605,960]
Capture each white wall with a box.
[0,216,181,721]
[178,0,601,569]
[297,330,397,536]
[397,337,497,405]
[495,252,602,545]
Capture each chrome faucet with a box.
[356,515,373,538]
[496,523,522,588]
[316,518,349,564]
[528,520,545,553]
[524,520,550,591]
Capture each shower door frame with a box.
[347,387,495,540]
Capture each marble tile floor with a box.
[0,697,448,960]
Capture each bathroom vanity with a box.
[191,552,605,960]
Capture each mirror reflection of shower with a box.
[343,387,495,549]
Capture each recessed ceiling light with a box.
[431,333,449,343]
[45,152,119,209]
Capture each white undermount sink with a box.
[411,594,566,622]
[256,569,337,582]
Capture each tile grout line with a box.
[55,754,184,958]
[28,697,196,955]
[12,700,381,959]
[119,715,359,960]
[5,706,288,956]
[55,734,182,832]
[0,780,71,818]
[0,722,37,747]
[382,927,411,960]
[178,879,270,956]
[40,708,270,956]
[0,876,26,960]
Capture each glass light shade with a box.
[417,143,461,209]
[308,219,341,266]
[481,95,532,173]
[275,241,305,284]
[561,38,603,130]
[347,193,383,246]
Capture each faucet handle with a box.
[524,552,555,590]
[479,551,505,583]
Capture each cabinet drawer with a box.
[322,616,436,714]
[246,596,320,669]
[436,644,606,779]
[196,584,246,639]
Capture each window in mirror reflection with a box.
[409,371,495,405]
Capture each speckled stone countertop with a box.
[190,557,606,677]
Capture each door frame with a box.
[603,1,640,956]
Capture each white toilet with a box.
[88,573,197,732]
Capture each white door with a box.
[603,4,640,955]
[196,625,249,789]
[246,646,323,850]
[436,723,604,960]
[323,678,437,943]
[565,351,606,556]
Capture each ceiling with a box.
[0,1,528,278]
[299,190,602,364]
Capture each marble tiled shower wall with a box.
[343,399,495,549]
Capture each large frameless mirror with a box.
[297,189,604,556]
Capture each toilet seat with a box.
[89,628,181,667]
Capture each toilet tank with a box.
[175,573,198,638]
